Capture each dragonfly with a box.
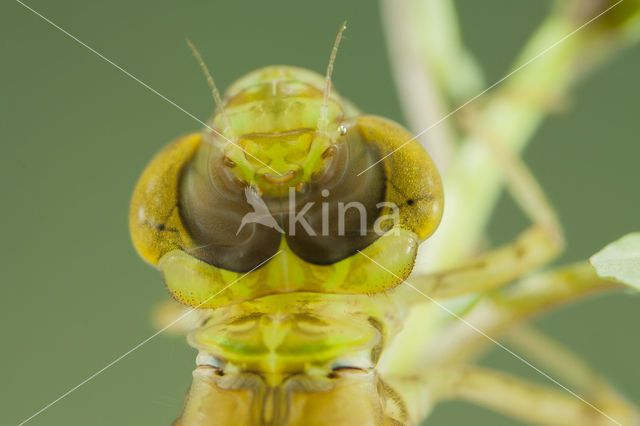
[129,11,640,426]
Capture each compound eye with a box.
[355,115,443,242]
[285,120,388,264]
[178,144,282,272]
[286,115,443,265]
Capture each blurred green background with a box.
[1,1,638,425]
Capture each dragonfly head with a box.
[130,63,444,302]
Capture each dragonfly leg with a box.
[421,262,621,365]
[405,115,565,300]
[405,225,561,300]
[386,262,638,424]
[503,325,621,396]
[421,365,639,426]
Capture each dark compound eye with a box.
[284,121,387,264]
[179,144,282,272]
[177,120,389,270]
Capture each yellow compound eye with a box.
[129,133,202,266]
[354,115,444,241]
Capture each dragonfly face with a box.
[129,65,443,425]
[212,67,348,195]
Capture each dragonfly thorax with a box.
[176,292,408,425]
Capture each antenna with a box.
[186,39,235,137]
[317,21,347,134]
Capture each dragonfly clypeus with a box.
[129,8,640,426]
